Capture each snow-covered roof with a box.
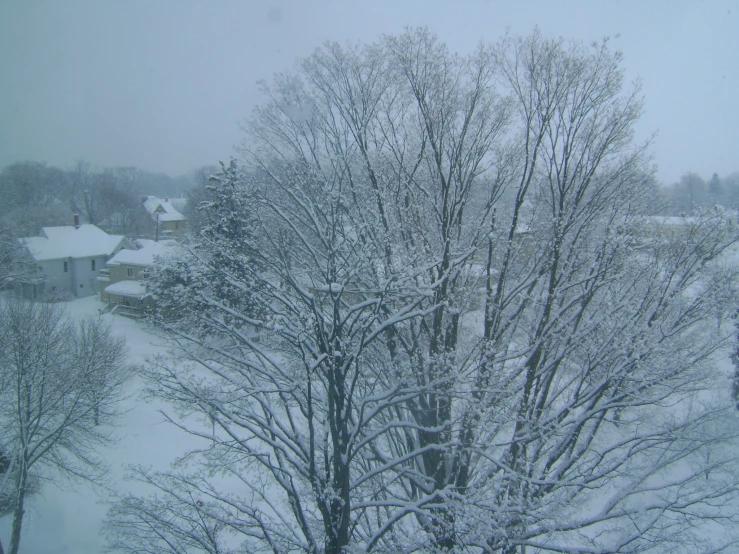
[20,225,132,261]
[168,197,187,212]
[104,280,146,298]
[107,239,177,267]
[646,216,698,226]
[143,196,186,222]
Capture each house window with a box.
[127,267,133,278]
[175,221,179,230]
[63,261,68,273]
[91,259,96,271]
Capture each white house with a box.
[143,196,187,238]
[18,218,135,299]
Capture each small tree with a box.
[0,300,130,554]
[0,227,40,293]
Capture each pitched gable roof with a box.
[143,196,186,222]
[20,224,132,261]
[106,239,177,267]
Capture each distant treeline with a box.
[3,160,737,241]
[0,160,215,239]
[659,171,739,214]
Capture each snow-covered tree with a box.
[0,300,130,554]
[112,149,452,552]
[106,29,739,553]
[0,227,40,292]
[419,32,739,552]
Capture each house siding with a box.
[38,255,111,297]
[100,264,146,303]
[104,291,146,310]
[156,219,186,239]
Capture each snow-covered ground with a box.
[0,296,190,554]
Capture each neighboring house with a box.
[629,209,738,250]
[643,215,699,241]
[17,218,135,299]
[99,239,177,317]
[143,196,187,239]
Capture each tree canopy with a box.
[105,29,739,554]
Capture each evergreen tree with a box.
[145,159,265,332]
[709,172,723,202]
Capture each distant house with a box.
[629,209,739,250]
[99,239,177,317]
[17,217,135,299]
[143,196,186,239]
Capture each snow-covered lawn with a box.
[0,296,190,554]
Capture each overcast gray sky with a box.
[0,0,736,184]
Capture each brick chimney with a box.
[74,214,80,229]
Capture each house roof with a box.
[20,224,132,261]
[645,216,699,226]
[106,239,177,267]
[143,196,186,222]
[104,280,146,298]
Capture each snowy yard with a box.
[0,296,190,554]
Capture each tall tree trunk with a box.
[9,465,28,554]
[325,344,351,554]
